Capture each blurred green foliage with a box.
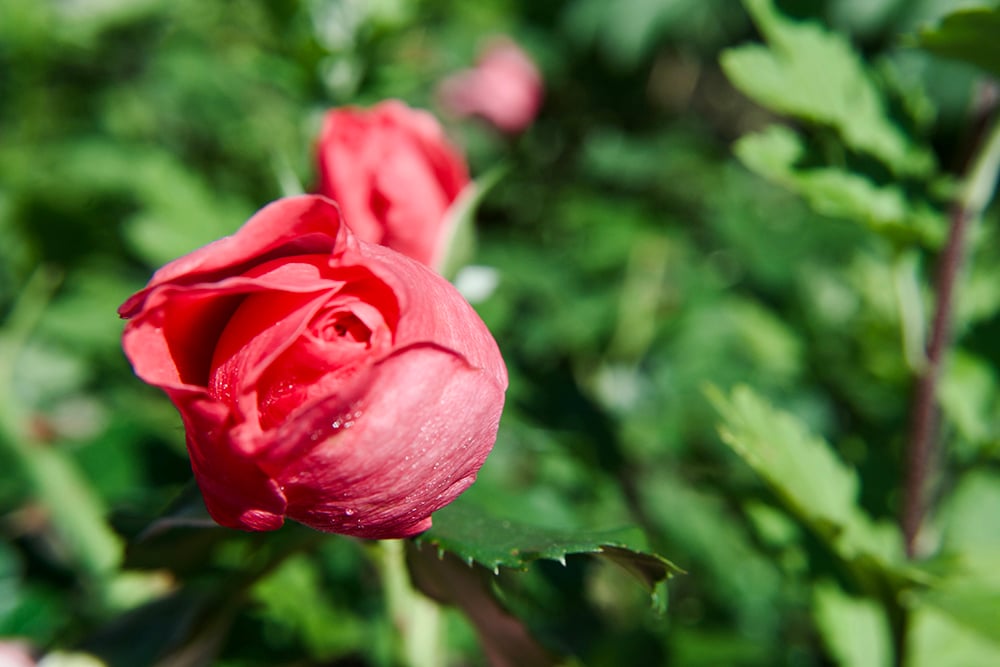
[3,0,1000,665]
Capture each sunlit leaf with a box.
[907,604,1000,667]
[721,0,934,176]
[938,352,1000,451]
[708,385,903,567]
[917,584,1000,649]
[813,582,892,667]
[250,554,365,660]
[735,125,945,245]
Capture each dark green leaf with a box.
[79,588,226,667]
[122,483,232,577]
[417,500,679,612]
[407,543,565,667]
[915,8,1000,79]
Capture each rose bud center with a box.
[207,258,396,432]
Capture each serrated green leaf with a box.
[417,500,679,612]
[709,385,856,529]
[721,0,933,176]
[708,385,903,568]
[915,8,1000,79]
[735,126,945,245]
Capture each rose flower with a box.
[315,101,469,271]
[437,38,543,135]
[119,195,507,538]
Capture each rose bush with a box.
[437,38,543,134]
[118,195,507,538]
[315,101,469,271]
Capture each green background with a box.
[2,0,1000,665]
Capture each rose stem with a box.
[901,105,1000,559]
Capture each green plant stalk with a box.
[0,267,123,596]
[376,539,445,667]
[901,117,1000,558]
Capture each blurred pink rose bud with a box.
[316,101,470,271]
[0,641,37,667]
[438,39,543,134]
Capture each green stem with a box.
[376,539,445,667]
[901,118,1000,558]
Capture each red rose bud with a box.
[316,101,470,271]
[438,38,543,135]
[119,195,507,539]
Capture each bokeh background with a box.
[3,0,999,665]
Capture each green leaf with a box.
[813,582,892,667]
[904,471,1000,647]
[438,164,506,280]
[938,352,999,450]
[123,483,234,577]
[82,580,251,667]
[940,470,1000,552]
[250,554,365,660]
[637,470,784,635]
[416,499,680,612]
[915,8,1000,79]
[918,584,1000,649]
[708,385,903,567]
[26,141,253,267]
[908,604,1000,667]
[735,125,945,245]
[721,0,933,176]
